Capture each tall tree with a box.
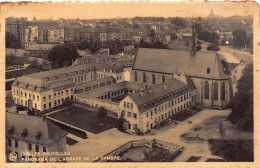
[47,43,80,68]
[228,63,253,131]
[232,29,247,48]
[150,29,156,44]
[6,32,20,49]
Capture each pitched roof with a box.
[128,78,195,113]
[6,113,67,146]
[133,48,230,80]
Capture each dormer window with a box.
[207,67,210,74]
[8,126,14,134]
[21,128,28,137]
[25,83,29,89]
[35,131,42,140]
[33,85,37,90]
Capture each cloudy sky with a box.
[1,2,257,20]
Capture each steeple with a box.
[208,9,215,18]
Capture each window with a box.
[121,110,125,116]
[37,96,39,101]
[165,104,167,109]
[58,92,60,96]
[152,74,156,84]
[54,100,57,107]
[222,83,225,100]
[214,82,218,100]
[207,67,210,74]
[147,112,149,117]
[25,93,27,98]
[21,91,23,97]
[66,90,69,94]
[28,143,32,150]
[130,103,133,109]
[54,93,56,97]
[43,146,46,152]
[49,102,51,108]
[204,81,209,99]
[134,71,137,81]
[127,112,131,117]
[124,102,126,107]
[29,93,31,99]
[61,91,63,95]
[143,73,146,83]
[8,139,11,146]
[43,96,46,101]
[35,103,37,109]
[127,103,130,108]
[49,95,51,100]
[35,145,39,152]
[44,104,46,110]
[162,75,165,83]
[133,113,137,118]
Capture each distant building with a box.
[48,27,64,44]
[6,112,67,163]
[5,17,28,49]
[25,26,39,48]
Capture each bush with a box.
[143,147,173,162]
[97,107,107,118]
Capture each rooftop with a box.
[133,48,230,80]
[6,113,67,146]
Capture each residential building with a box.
[24,26,38,49]
[5,17,28,49]
[6,112,67,162]
[48,27,64,44]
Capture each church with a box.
[131,48,232,109]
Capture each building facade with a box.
[131,48,232,109]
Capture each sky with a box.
[1,2,258,20]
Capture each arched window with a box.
[204,81,209,99]
[152,74,156,85]
[134,71,137,81]
[222,83,225,100]
[162,75,165,83]
[214,82,218,100]
[143,73,146,83]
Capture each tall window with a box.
[214,82,218,100]
[162,75,165,83]
[204,81,209,99]
[143,73,146,83]
[222,83,226,100]
[134,71,137,81]
[152,74,156,84]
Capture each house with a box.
[6,112,67,162]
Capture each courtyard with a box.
[47,105,118,134]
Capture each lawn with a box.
[48,105,118,134]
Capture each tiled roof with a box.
[129,78,195,113]
[75,76,116,91]
[6,113,67,146]
[133,48,230,80]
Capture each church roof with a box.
[6,113,67,146]
[133,48,230,80]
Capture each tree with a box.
[97,107,107,118]
[218,120,226,137]
[150,29,156,44]
[6,32,20,49]
[232,29,247,48]
[206,44,220,52]
[117,115,128,132]
[228,63,253,131]
[47,43,80,68]
[143,147,173,162]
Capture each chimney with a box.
[164,83,167,91]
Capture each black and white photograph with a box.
[1,1,258,166]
